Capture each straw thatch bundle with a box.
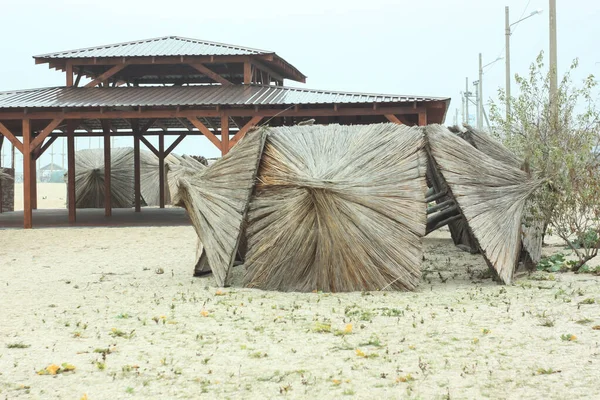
[0,169,12,183]
[426,124,543,284]
[457,125,543,267]
[243,124,427,292]
[73,148,135,208]
[172,129,267,287]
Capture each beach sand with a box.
[1,185,599,399]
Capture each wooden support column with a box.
[418,112,428,126]
[385,114,403,124]
[102,123,112,217]
[158,134,165,208]
[221,115,229,155]
[22,119,32,229]
[67,121,77,223]
[30,142,38,210]
[243,61,252,84]
[132,122,141,212]
[66,63,74,86]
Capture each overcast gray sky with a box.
[1,0,598,169]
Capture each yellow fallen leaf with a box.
[355,348,366,358]
[46,364,61,375]
[472,338,479,344]
[215,290,225,296]
[201,310,209,317]
[344,324,353,334]
[332,379,341,386]
[80,395,88,400]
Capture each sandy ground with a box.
[13,183,67,211]
[1,188,600,399]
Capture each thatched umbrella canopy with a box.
[426,124,542,284]
[457,125,544,267]
[73,148,135,208]
[172,129,267,287]
[243,123,427,292]
[0,169,12,183]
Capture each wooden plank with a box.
[159,134,165,209]
[67,121,77,223]
[34,135,58,160]
[103,122,112,217]
[139,136,159,157]
[418,112,428,126]
[229,116,262,148]
[189,63,232,85]
[29,118,64,151]
[84,64,127,88]
[66,63,73,86]
[384,114,403,124]
[187,117,221,150]
[244,62,252,84]
[0,121,23,153]
[221,115,229,155]
[164,134,187,156]
[22,119,32,228]
[0,106,427,120]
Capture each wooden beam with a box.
[186,117,222,150]
[30,118,64,151]
[418,112,428,126]
[66,63,73,86]
[189,63,232,85]
[30,142,38,210]
[67,121,77,223]
[250,60,284,83]
[0,106,427,120]
[22,119,32,228]
[102,122,112,217]
[140,118,157,134]
[164,134,187,156]
[384,114,403,124]
[139,135,159,158]
[74,67,83,87]
[244,62,252,84]
[229,116,263,148]
[221,115,229,155]
[34,135,58,160]
[0,121,24,153]
[159,134,165,209]
[84,64,127,88]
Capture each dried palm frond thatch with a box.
[243,123,427,292]
[426,124,543,284]
[73,148,135,208]
[172,130,267,287]
[457,125,544,267]
[0,169,13,183]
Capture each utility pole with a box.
[478,53,483,130]
[465,77,470,125]
[505,6,511,121]
[61,137,65,170]
[549,0,558,124]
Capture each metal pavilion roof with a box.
[0,85,449,109]
[34,36,272,59]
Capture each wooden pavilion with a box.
[0,36,450,228]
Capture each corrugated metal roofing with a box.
[0,85,448,109]
[34,36,272,59]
